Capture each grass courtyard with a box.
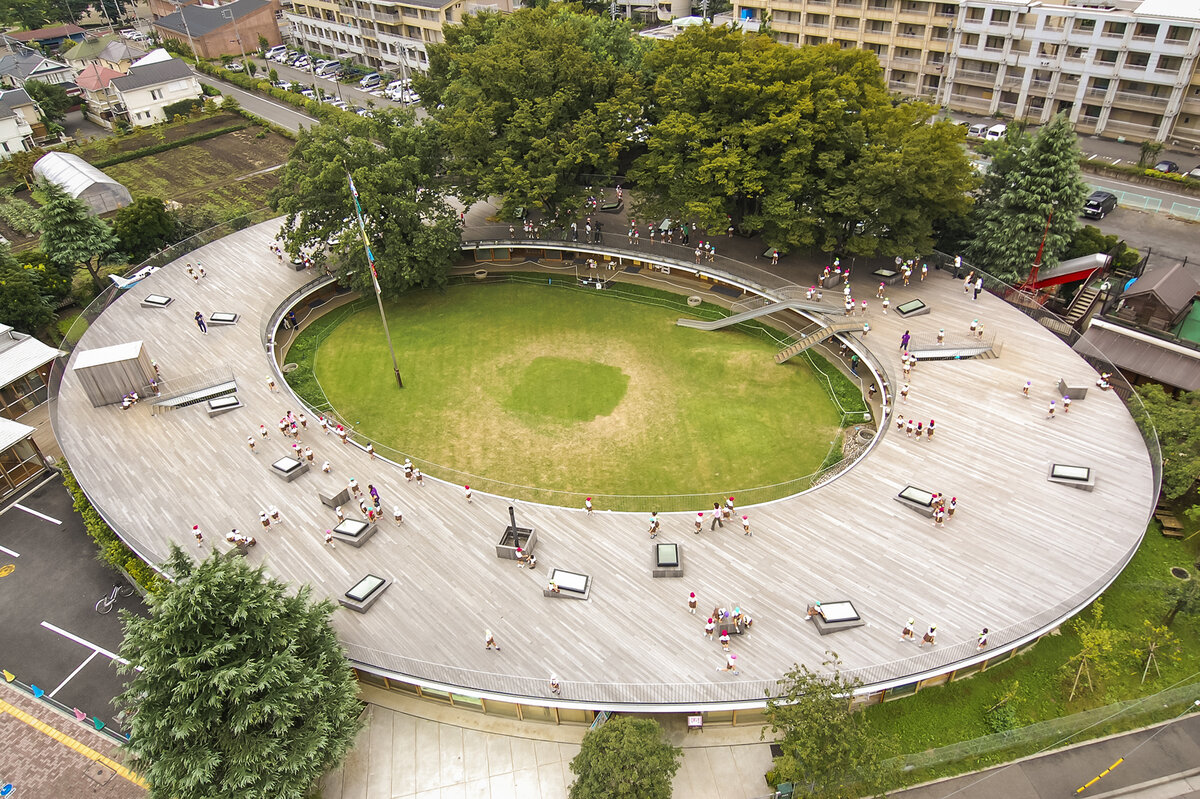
[292,281,844,507]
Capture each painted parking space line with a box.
[0,696,147,788]
[49,651,98,699]
[12,504,62,525]
[0,543,18,557]
[39,621,142,671]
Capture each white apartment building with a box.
[729,0,1200,145]
[286,0,513,76]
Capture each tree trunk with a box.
[83,255,104,290]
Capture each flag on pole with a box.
[347,169,383,295]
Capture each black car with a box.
[1083,190,1118,219]
[1153,160,1180,173]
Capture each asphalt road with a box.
[0,475,147,734]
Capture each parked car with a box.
[1187,165,1200,180]
[314,60,339,76]
[967,123,989,139]
[225,61,244,72]
[119,28,139,39]
[293,58,311,71]
[265,45,287,60]
[1082,190,1118,219]
[330,100,350,110]
[1153,160,1179,173]
[300,88,317,100]
[985,123,1007,141]
[359,72,382,90]
[354,106,371,117]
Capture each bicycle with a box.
[95,583,134,614]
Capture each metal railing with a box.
[1,670,131,746]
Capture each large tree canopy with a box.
[630,29,974,256]
[36,179,118,290]
[965,113,1089,282]
[269,107,461,297]
[0,246,56,334]
[418,6,646,222]
[568,716,680,799]
[117,545,362,799]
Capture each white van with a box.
[967,123,988,139]
[265,45,287,60]
[985,123,1007,141]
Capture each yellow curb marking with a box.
[0,697,147,788]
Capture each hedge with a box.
[161,97,204,119]
[61,463,166,593]
[91,123,249,169]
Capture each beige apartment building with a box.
[286,0,512,75]
[728,0,1200,145]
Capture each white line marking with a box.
[0,543,19,557]
[40,620,142,670]
[13,504,62,524]
[49,651,98,699]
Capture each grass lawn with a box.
[866,520,1200,787]
[298,282,843,507]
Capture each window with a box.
[1095,48,1118,63]
[1102,21,1126,37]
[1125,51,1150,68]
[966,8,983,21]
[990,9,1009,23]
[1158,55,1183,73]
[150,88,163,100]
[1073,18,1095,34]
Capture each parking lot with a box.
[0,475,146,734]
[248,51,421,115]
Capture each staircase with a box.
[1064,285,1101,327]
[774,321,862,363]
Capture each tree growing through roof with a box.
[418,6,646,224]
[35,179,118,290]
[568,715,681,799]
[116,545,363,799]
[269,106,461,296]
[763,659,893,798]
[964,113,1089,283]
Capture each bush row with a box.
[61,463,165,594]
[91,123,249,169]
[193,60,370,128]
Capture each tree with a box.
[257,34,270,54]
[0,246,56,334]
[1134,383,1200,503]
[965,113,1089,283]
[631,30,974,255]
[568,716,680,799]
[1130,620,1180,683]
[1064,225,1140,273]
[114,197,178,262]
[1063,599,1127,701]
[419,7,646,222]
[35,179,118,290]
[1138,139,1164,168]
[116,545,362,799]
[764,660,892,799]
[269,107,461,296]
[1161,579,1200,628]
[268,67,278,83]
[0,0,62,29]
[5,146,47,189]
[24,79,72,126]
[247,61,257,77]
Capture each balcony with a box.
[1030,78,1051,91]
[954,68,1001,84]
[997,100,1017,114]
[1084,86,1108,100]
[1113,90,1170,108]
[947,93,993,111]
[889,78,917,92]
[999,74,1023,89]
[835,21,860,31]
[889,55,921,69]
[1100,117,1161,138]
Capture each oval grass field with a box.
[310,282,843,504]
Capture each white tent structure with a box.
[32,151,132,214]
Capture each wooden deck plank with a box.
[53,219,1155,705]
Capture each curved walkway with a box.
[53,216,1155,708]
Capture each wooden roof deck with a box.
[54,219,1155,708]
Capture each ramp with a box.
[907,345,996,361]
[775,321,864,363]
[150,368,237,414]
[676,298,836,331]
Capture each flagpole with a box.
[346,167,404,389]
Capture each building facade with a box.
[727,0,1200,145]
[286,0,513,76]
[153,0,284,60]
[110,56,204,126]
[0,89,39,158]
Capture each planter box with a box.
[496,526,536,560]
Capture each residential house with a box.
[0,50,75,89]
[6,24,87,51]
[63,34,148,73]
[75,64,127,129]
[0,88,43,154]
[109,54,202,126]
[153,0,283,60]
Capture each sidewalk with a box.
[888,712,1200,799]
[320,686,775,799]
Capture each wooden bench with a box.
[1156,512,1184,539]
[544,569,590,600]
[895,485,936,516]
[1057,378,1089,400]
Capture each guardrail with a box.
[1,669,130,745]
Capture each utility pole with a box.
[170,0,198,60]
[222,7,247,64]
[346,168,404,389]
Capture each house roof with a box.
[0,88,35,117]
[0,326,63,390]
[75,63,126,92]
[62,34,117,63]
[98,38,147,64]
[154,0,271,38]
[0,52,72,81]
[0,416,37,452]
[110,58,194,92]
[1122,263,1200,314]
[1075,317,1200,392]
[8,24,86,43]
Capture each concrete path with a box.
[321,686,775,799]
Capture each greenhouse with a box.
[32,151,131,214]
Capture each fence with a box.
[1086,181,1200,221]
[1,669,131,746]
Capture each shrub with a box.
[161,98,204,119]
